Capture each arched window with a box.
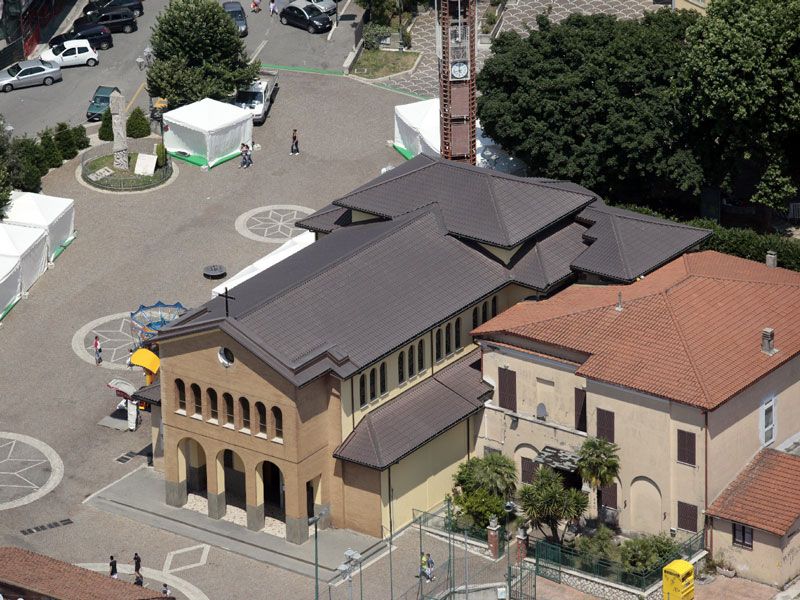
[256,402,267,435]
[398,352,405,384]
[536,403,548,421]
[408,345,415,377]
[445,323,452,355]
[369,368,376,400]
[223,393,234,425]
[272,407,283,440]
[482,302,488,323]
[455,318,462,349]
[239,397,250,430]
[418,340,425,372]
[472,307,479,329]
[379,362,387,395]
[191,383,202,416]
[207,388,218,421]
[359,375,367,407]
[491,296,498,318]
[435,329,442,361]
[175,379,186,412]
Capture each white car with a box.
[40,39,99,67]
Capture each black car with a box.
[49,25,113,50]
[73,7,137,34]
[83,0,143,17]
[279,0,331,33]
[222,1,248,37]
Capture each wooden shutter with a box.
[677,430,696,466]
[498,368,517,412]
[574,388,587,432]
[600,483,617,510]
[521,457,538,484]
[596,408,615,442]
[677,502,698,532]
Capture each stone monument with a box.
[110,90,128,171]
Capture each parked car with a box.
[233,70,279,125]
[73,7,137,34]
[49,25,113,50]
[0,60,62,92]
[86,85,120,120]
[83,0,143,17]
[279,0,331,33]
[223,2,248,37]
[41,39,99,67]
[306,0,336,18]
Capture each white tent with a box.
[212,231,315,298]
[0,255,22,320]
[0,222,48,293]
[393,98,527,176]
[6,190,76,261]
[163,98,253,168]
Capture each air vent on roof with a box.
[762,328,778,356]
[766,251,777,268]
[615,292,623,312]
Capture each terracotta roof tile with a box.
[707,449,800,535]
[474,251,800,409]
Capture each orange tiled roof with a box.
[473,251,800,409]
[707,449,800,535]
[0,547,167,600]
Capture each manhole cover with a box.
[203,265,227,280]
[235,205,314,243]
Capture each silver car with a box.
[0,59,62,92]
[306,0,336,17]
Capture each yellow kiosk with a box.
[663,559,694,600]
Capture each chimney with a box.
[615,291,623,312]
[766,251,777,268]
[762,328,777,356]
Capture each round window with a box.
[218,347,235,367]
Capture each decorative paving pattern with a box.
[163,544,210,574]
[78,563,211,600]
[71,312,138,370]
[235,205,314,243]
[0,433,64,510]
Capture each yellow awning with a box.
[131,348,160,374]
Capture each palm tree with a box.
[476,452,518,500]
[518,466,588,543]
[576,437,621,519]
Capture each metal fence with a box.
[80,138,172,191]
[535,530,705,590]
[414,504,506,558]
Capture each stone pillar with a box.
[246,462,264,532]
[487,519,501,560]
[206,452,226,520]
[515,528,528,564]
[109,90,128,170]
[164,429,187,507]
[284,470,309,544]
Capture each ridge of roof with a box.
[484,170,511,247]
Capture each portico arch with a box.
[217,448,246,511]
[166,437,207,508]
[630,476,663,534]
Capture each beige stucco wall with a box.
[711,518,786,587]
[674,0,707,13]
[708,355,800,503]
[783,520,800,586]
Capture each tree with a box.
[451,488,506,530]
[518,466,588,543]
[5,138,44,191]
[681,0,800,210]
[356,0,396,25]
[126,107,151,138]
[0,162,11,219]
[54,122,78,160]
[99,109,113,141]
[72,125,90,150]
[453,454,518,499]
[477,10,703,213]
[0,116,13,216]
[577,437,620,519]
[39,129,63,169]
[147,0,259,109]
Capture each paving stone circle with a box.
[71,312,139,371]
[235,205,314,243]
[0,432,64,510]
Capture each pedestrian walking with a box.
[93,335,102,365]
[239,143,252,168]
[161,583,172,596]
[269,0,276,15]
[426,552,436,581]
[133,552,141,575]
[290,129,299,155]
[419,551,429,582]
[250,0,261,11]
[109,556,118,579]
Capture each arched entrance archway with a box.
[630,476,663,534]
[218,448,246,510]
[178,437,207,498]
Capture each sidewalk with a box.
[85,466,380,579]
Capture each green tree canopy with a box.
[681,0,800,209]
[147,0,259,108]
[0,115,12,217]
[518,466,587,543]
[453,454,518,499]
[478,10,703,212]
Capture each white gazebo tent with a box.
[163,98,253,168]
[393,98,527,176]
[0,255,22,320]
[0,222,48,293]
[6,190,76,261]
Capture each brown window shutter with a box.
[597,408,615,442]
[677,430,696,466]
[574,388,587,432]
[521,457,537,484]
[677,501,698,532]
[600,483,617,509]
[498,368,517,412]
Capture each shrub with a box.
[574,525,619,569]
[10,137,48,177]
[98,109,113,141]
[619,534,680,575]
[363,23,392,50]
[485,11,498,26]
[72,125,90,150]
[452,488,505,530]
[401,27,412,49]
[156,143,167,169]
[4,139,42,192]
[54,122,78,160]
[126,107,151,138]
[489,0,502,6]
[39,129,63,168]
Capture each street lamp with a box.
[309,507,329,600]
[337,548,363,600]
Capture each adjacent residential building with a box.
[473,251,800,586]
[152,154,708,544]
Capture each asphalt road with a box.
[0,0,361,137]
